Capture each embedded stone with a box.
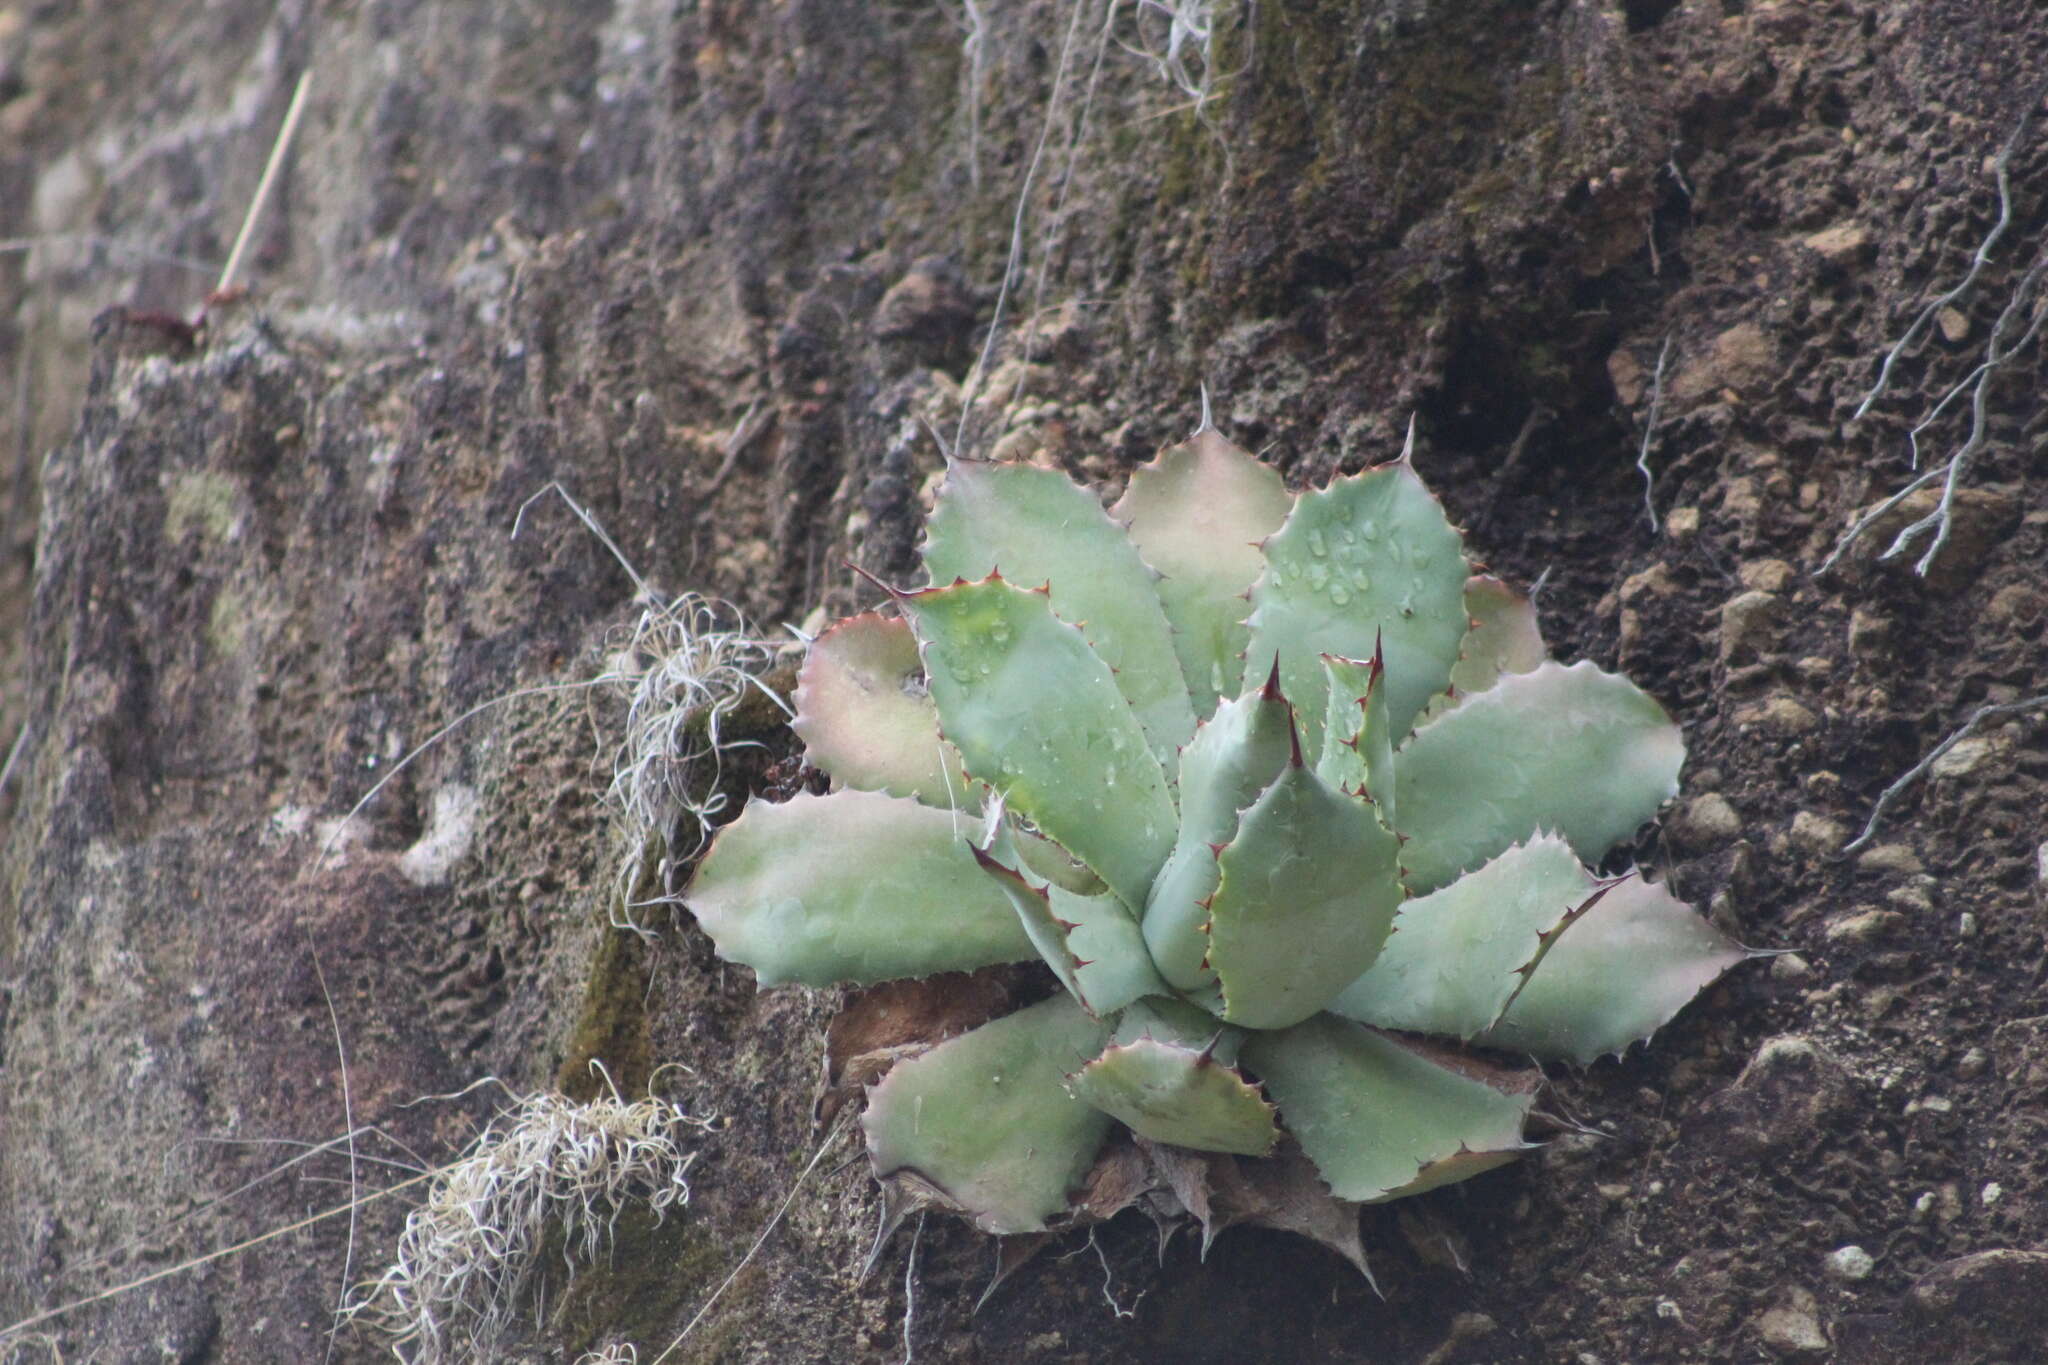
[1719,590,1783,665]
[1754,1296,1828,1356]
[1825,1245,1874,1282]
[1690,1035,1852,1158]
[1737,558,1796,592]
[1906,1250,2048,1355]
[1824,908,1902,944]
[1855,843,1922,876]
[1800,222,1872,264]
[1677,792,1742,847]
[1930,735,2001,780]
[1736,697,1818,735]
[1788,811,1844,856]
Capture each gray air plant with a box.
[684,423,1761,1276]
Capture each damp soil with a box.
[5,2,2048,1362]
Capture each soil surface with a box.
[4,2,2048,1362]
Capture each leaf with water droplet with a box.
[905,575,1175,909]
[1245,464,1467,748]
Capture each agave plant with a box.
[684,421,1759,1272]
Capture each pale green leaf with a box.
[975,817,1167,1017]
[924,459,1195,774]
[863,995,1114,1234]
[684,790,1032,986]
[1142,674,1295,992]
[1242,1016,1537,1202]
[1068,1037,1280,1156]
[1330,833,1597,1039]
[1111,426,1294,715]
[1475,871,1756,1064]
[1396,660,1685,893]
[904,575,1176,910]
[1207,752,1404,1029]
[1243,462,1468,750]
[791,612,973,809]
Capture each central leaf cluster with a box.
[685,426,1753,1249]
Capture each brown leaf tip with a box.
[1260,654,1285,701]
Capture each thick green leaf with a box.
[1116,995,1248,1054]
[863,995,1114,1234]
[1446,574,1548,700]
[1110,426,1294,715]
[1142,672,1295,992]
[1329,834,1603,1039]
[1068,1037,1280,1156]
[1066,899,1170,1018]
[1317,651,1396,823]
[1395,660,1685,893]
[1242,1016,1537,1202]
[684,790,1032,986]
[1379,1146,1529,1201]
[1475,871,1756,1064]
[974,849,1090,1004]
[903,574,1177,910]
[1206,742,1405,1029]
[1243,462,1468,751]
[923,459,1196,774]
[975,819,1167,1017]
[791,612,973,809]
[1010,824,1107,895]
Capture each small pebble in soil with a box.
[1827,1245,1875,1282]
[1958,1047,1989,1077]
[1754,1289,1829,1355]
[1738,558,1796,592]
[1826,908,1903,944]
[1885,883,1933,913]
[1848,606,1889,661]
[1790,811,1845,855]
[1771,952,1812,981]
[1677,792,1741,846]
[1736,696,1818,735]
[1930,735,2001,780]
[1857,843,1922,875]
[1719,589,1782,664]
[1982,1182,2003,1206]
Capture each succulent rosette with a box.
[685,423,1759,1268]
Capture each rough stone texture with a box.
[7,1,2048,1362]
[1752,1286,1829,1356]
[1905,1250,2048,1357]
[1687,1036,1856,1162]
[1673,791,1741,849]
[1718,588,1783,664]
